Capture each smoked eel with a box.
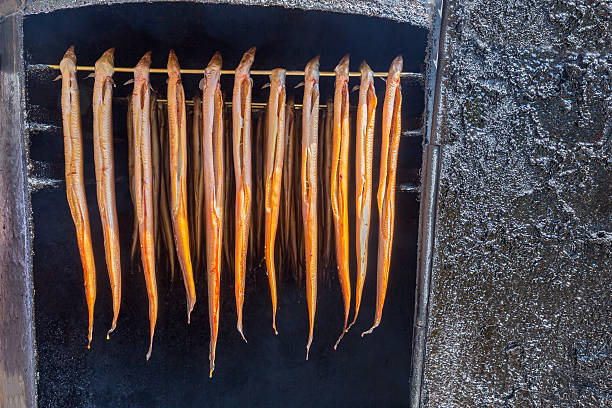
[301,56,320,360]
[158,102,177,282]
[350,62,376,330]
[281,99,296,275]
[192,94,204,271]
[131,52,158,359]
[232,47,256,341]
[363,56,403,337]
[255,111,265,265]
[167,50,197,321]
[199,52,225,377]
[223,106,234,273]
[128,95,139,267]
[263,68,286,335]
[322,100,334,273]
[331,55,351,349]
[92,48,122,338]
[59,46,97,348]
[151,93,161,261]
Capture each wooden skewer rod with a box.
[44,64,423,79]
[152,99,324,108]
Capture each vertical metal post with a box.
[410,0,447,406]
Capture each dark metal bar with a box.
[403,129,424,137]
[399,183,420,193]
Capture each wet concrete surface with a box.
[422,0,611,406]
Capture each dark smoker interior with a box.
[25,2,427,407]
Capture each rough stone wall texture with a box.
[423,0,611,407]
[22,0,431,27]
[0,14,36,408]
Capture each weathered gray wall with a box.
[0,13,36,408]
[422,0,611,406]
[21,0,431,27]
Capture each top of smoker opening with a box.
[19,0,431,28]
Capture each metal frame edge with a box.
[409,0,447,406]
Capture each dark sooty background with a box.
[25,3,426,407]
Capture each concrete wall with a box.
[0,13,36,408]
[421,0,611,406]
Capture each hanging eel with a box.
[331,55,351,349]
[59,46,97,348]
[92,48,122,339]
[192,94,204,271]
[349,61,377,330]
[128,94,139,268]
[158,102,177,282]
[131,52,158,359]
[363,55,403,337]
[263,68,287,335]
[167,50,197,322]
[322,100,334,273]
[280,99,294,274]
[199,51,225,377]
[232,47,256,341]
[301,56,320,360]
[150,92,160,265]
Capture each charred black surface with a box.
[421,0,611,406]
[25,3,426,407]
[22,0,431,28]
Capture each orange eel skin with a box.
[132,52,158,360]
[128,95,140,267]
[92,48,122,339]
[264,68,287,335]
[192,94,204,271]
[322,100,334,272]
[363,55,403,336]
[167,50,197,322]
[349,61,377,330]
[301,56,320,360]
[232,47,256,342]
[281,99,296,274]
[331,55,351,349]
[59,46,97,348]
[199,52,225,377]
[158,102,177,282]
[150,93,161,263]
